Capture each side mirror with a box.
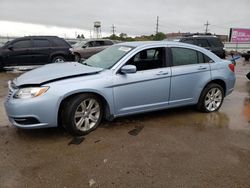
[120,65,137,74]
[8,45,13,50]
[82,45,87,48]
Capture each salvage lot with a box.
[0,59,250,187]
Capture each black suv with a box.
[179,35,226,59]
[0,36,74,70]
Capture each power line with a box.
[204,21,210,34]
[111,24,116,35]
[156,16,159,34]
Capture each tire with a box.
[52,56,66,63]
[61,94,103,136]
[74,53,81,62]
[246,72,250,80]
[197,83,224,113]
[0,60,4,71]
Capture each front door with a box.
[113,47,171,116]
[5,39,33,66]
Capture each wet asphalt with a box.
[0,59,250,188]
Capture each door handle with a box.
[197,66,207,70]
[156,71,169,75]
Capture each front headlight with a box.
[14,87,49,99]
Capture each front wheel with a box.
[197,83,224,112]
[61,94,103,136]
[0,61,4,71]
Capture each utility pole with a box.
[204,21,210,34]
[111,25,116,36]
[89,30,92,38]
[156,16,159,34]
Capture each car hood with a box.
[13,62,103,87]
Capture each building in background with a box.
[166,32,228,42]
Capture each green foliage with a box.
[77,34,85,39]
[104,32,166,42]
[153,32,166,41]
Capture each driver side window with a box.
[12,40,32,49]
[127,47,165,71]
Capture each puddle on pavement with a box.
[94,139,101,143]
[128,125,144,136]
[68,136,85,145]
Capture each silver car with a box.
[4,41,236,136]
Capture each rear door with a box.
[169,46,212,107]
[31,38,51,65]
[4,39,33,66]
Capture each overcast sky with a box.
[0,0,250,38]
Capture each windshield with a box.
[83,45,133,69]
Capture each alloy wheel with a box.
[74,98,101,131]
[204,88,222,112]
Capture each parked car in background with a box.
[71,39,114,61]
[180,35,226,59]
[242,51,250,61]
[5,41,235,136]
[66,39,79,46]
[0,36,74,70]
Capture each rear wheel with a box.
[0,60,4,71]
[197,83,224,112]
[52,56,66,63]
[61,94,103,136]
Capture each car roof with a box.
[84,39,113,42]
[117,41,192,48]
[114,41,222,62]
[181,36,219,39]
[15,36,60,39]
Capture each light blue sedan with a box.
[4,41,236,135]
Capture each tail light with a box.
[228,63,235,73]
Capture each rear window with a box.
[171,47,198,66]
[33,39,50,47]
[171,47,213,66]
[181,39,195,45]
[196,39,209,47]
[208,38,223,47]
[104,40,113,45]
[95,41,105,46]
[51,37,70,47]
